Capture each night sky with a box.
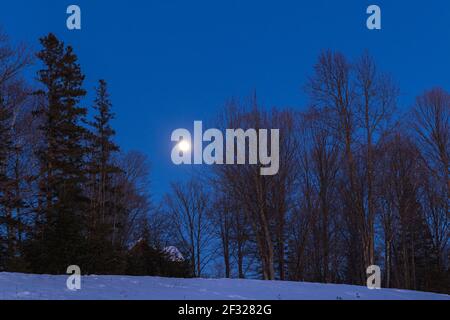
[2,0,450,199]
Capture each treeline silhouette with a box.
[155,53,449,293]
[0,31,190,278]
[0,31,448,294]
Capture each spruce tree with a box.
[27,33,89,274]
[86,79,121,273]
[90,79,120,219]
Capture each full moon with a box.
[177,140,191,152]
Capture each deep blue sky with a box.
[2,0,450,199]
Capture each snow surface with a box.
[0,273,448,300]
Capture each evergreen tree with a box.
[89,79,120,218]
[86,79,122,273]
[26,33,89,274]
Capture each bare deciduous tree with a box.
[413,88,449,272]
[166,179,215,277]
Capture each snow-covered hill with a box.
[0,273,448,300]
